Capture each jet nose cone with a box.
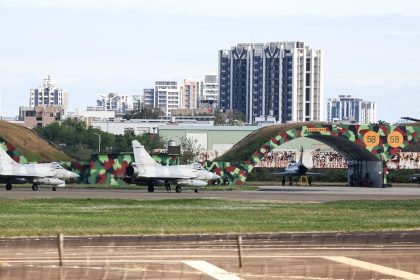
[70,172,80,179]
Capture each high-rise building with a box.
[327,95,376,124]
[29,75,68,110]
[219,42,323,123]
[360,101,377,124]
[96,93,132,115]
[183,79,201,110]
[154,81,183,116]
[200,73,218,109]
[143,89,155,108]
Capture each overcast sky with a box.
[1,0,419,122]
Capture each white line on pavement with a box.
[324,256,420,280]
[183,260,242,280]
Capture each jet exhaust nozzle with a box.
[126,164,139,177]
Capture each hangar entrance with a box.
[307,135,383,188]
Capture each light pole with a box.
[93,133,102,153]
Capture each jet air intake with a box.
[298,165,308,175]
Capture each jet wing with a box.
[134,173,194,180]
[272,171,296,176]
[306,172,326,177]
[271,171,326,177]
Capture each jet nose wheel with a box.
[148,185,155,193]
[32,184,39,191]
[52,187,57,191]
[175,185,182,193]
[5,183,12,191]
[194,188,200,193]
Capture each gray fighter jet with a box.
[125,140,220,193]
[273,146,324,186]
[0,146,79,191]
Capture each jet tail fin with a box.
[0,145,18,164]
[132,140,160,166]
[298,146,304,165]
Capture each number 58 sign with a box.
[363,131,380,147]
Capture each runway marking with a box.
[183,261,241,280]
[324,256,420,280]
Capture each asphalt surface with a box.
[2,185,420,202]
[1,232,420,279]
[2,186,420,279]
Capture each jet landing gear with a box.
[164,181,172,192]
[5,183,12,190]
[52,187,57,191]
[175,185,182,193]
[32,184,39,191]
[148,184,155,193]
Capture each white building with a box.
[91,117,213,135]
[96,93,132,115]
[132,94,143,111]
[29,75,68,110]
[155,81,183,116]
[360,101,377,124]
[143,89,154,108]
[200,73,218,109]
[66,109,115,126]
[327,95,376,124]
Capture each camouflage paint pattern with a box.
[2,123,420,186]
[88,153,178,186]
[0,138,29,164]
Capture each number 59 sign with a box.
[387,131,404,148]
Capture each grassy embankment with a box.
[0,121,70,162]
[1,198,420,236]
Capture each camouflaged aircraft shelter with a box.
[2,122,420,187]
[208,122,420,188]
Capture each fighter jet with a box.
[0,146,79,191]
[124,140,220,193]
[273,146,324,186]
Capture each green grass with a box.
[1,198,420,236]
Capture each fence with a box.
[1,232,420,279]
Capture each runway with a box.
[2,185,420,202]
[1,232,420,279]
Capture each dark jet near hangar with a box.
[0,146,79,191]
[409,174,420,183]
[125,140,220,193]
[273,146,325,186]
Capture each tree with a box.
[178,137,202,164]
[34,119,166,160]
[214,109,245,126]
[123,106,162,120]
[34,119,114,160]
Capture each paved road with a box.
[1,232,420,279]
[2,185,420,202]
